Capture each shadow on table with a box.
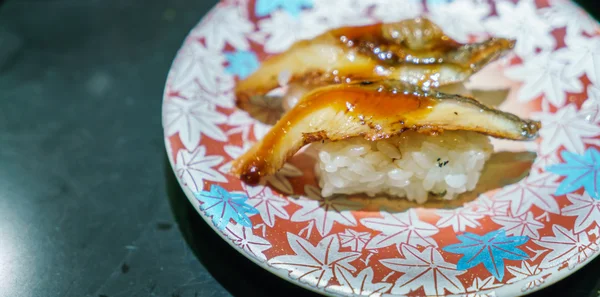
[164,155,321,297]
[164,153,600,297]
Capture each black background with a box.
[0,1,599,297]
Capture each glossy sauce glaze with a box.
[331,19,463,66]
[231,79,541,185]
[234,18,514,114]
[232,82,438,185]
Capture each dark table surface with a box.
[1,1,600,297]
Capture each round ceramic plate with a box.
[162,0,600,296]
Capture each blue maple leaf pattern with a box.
[255,0,313,17]
[547,147,600,199]
[442,230,529,280]
[225,50,260,79]
[195,184,259,230]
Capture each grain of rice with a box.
[313,130,493,203]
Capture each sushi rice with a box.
[313,130,493,203]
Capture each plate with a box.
[162,0,600,296]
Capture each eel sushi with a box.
[235,17,515,114]
[230,81,540,203]
[229,18,539,203]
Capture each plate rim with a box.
[161,1,600,296]
[163,139,600,296]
